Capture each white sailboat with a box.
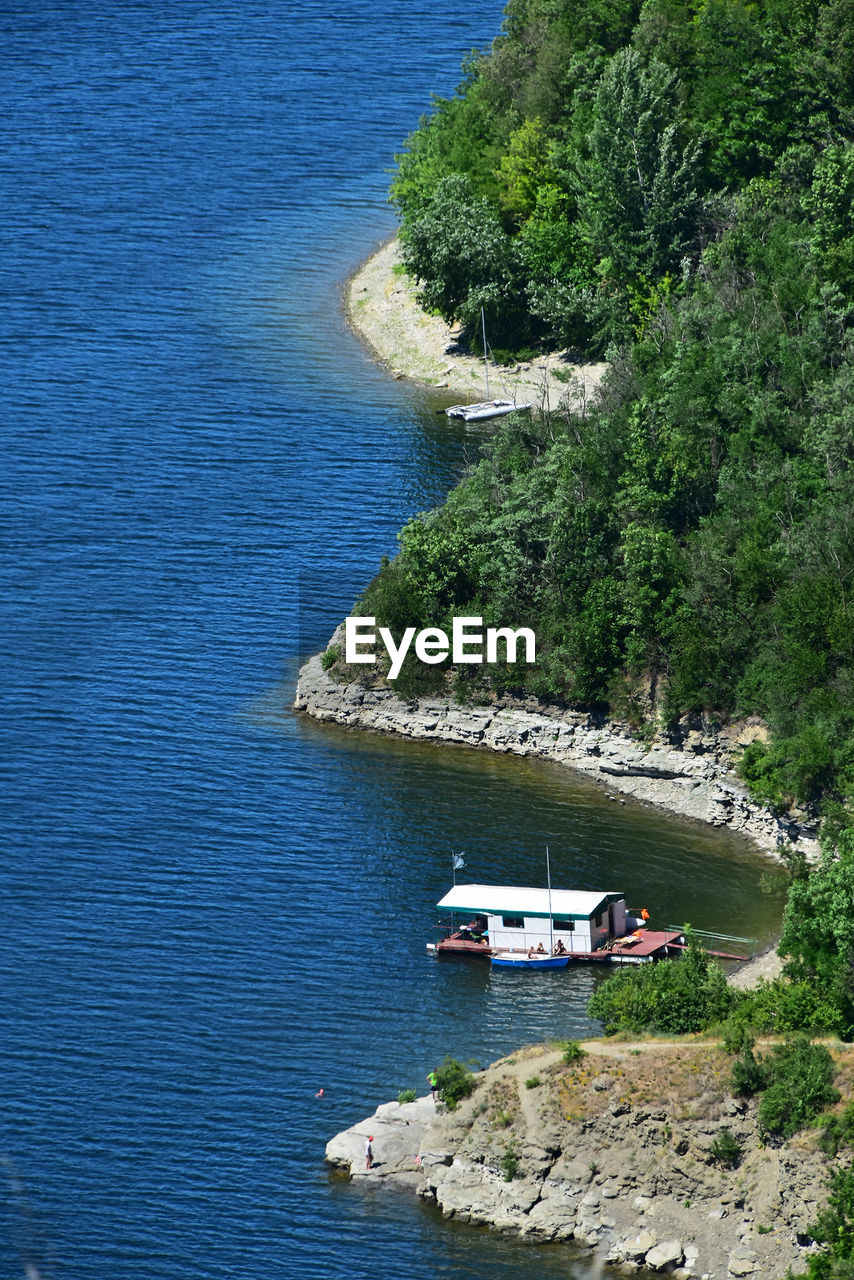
[446,308,533,421]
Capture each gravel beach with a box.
[345,237,608,415]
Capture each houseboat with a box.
[427,882,686,965]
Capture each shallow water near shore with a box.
[1,4,784,1278]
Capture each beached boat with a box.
[446,398,531,422]
[445,308,532,421]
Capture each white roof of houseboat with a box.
[436,884,624,921]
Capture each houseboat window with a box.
[501,915,524,929]
[595,913,603,927]
[553,919,574,932]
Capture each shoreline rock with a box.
[294,644,818,862]
[326,1039,849,1279]
[325,1094,434,1189]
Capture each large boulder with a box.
[325,1094,435,1185]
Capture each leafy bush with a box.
[397,1088,416,1104]
[709,1128,743,1169]
[802,1161,854,1279]
[501,1142,520,1181]
[434,1056,477,1110]
[587,937,735,1035]
[728,1034,839,1139]
[819,1102,854,1158]
[757,1038,840,1140]
[524,1075,541,1089]
[560,1040,586,1064]
[320,645,340,671]
[723,976,847,1042]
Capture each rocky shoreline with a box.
[326,1039,852,1279]
[294,642,817,862]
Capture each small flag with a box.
[452,853,466,870]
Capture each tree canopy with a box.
[392,0,854,357]
[340,0,854,832]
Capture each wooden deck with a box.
[598,929,684,963]
[434,936,492,958]
[432,929,687,964]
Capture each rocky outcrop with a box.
[326,1040,850,1278]
[294,646,818,860]
[325,1094,434,1188]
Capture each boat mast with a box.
[481,306,490,399]
[546,845,553,954]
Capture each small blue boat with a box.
[490,951,570,970]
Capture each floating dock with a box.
[429,928,687,965]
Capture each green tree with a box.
[807,143,854,296]
[498,117,555,223]
[804,1162,854,1279]
[576,50,701,292]
[401,174,530,346]
[779,829,854,1039]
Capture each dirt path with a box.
[345,237,608,414]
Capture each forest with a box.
[338,0,854,842]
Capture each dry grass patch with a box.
[546,1042,732,1124]
[484,1076,521,1129]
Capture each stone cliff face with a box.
[326,1040,853,1280]
[294,647,817,859]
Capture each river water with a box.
[0,4,784,1277]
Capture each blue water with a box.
[0,5,784,1277]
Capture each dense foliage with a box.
[586,933,735,1034]
[778,827,854,1036]
[346,0,854,828]
[393,0,854,356]
[433,1056,477,1109]
[730,1035,841,1139]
